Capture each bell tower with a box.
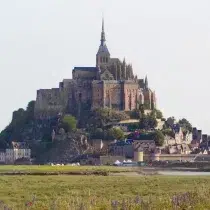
[96,18,110,67]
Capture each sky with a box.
[0,0,210,133]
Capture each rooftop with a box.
[73,67,99,71]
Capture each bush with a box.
[105,127,124,140]
[152,130,164,146]
[62,115,77,132]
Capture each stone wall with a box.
[92,81,104,109]
[104,81,122,109]
[123,82,139,111]
[34,88,65,118]
[72,69,98,80]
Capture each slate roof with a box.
[73,67,99,71]
[128,132,154,140]
[97,44,110,55]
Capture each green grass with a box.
[0,165,133,174]
[0,174,210,209]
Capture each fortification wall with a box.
[34,88,65,118]
[123,82,139,111]
[92,81,104,109]
[103,81,122,109]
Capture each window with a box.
[106,57,108,63]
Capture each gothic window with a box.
[106,57,108,63]
[100,57,102,63]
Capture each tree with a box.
[106,127,124,140]
[162,128,175,138]
[62,115,77,132]
[152,130,164,146]
[178,118,192,132]
[155,109,163,119]
[87,108,130,129]
[166,117,176,128]
[130,109,141,119]
[139,113,157,130]
[26,100,35,121]
[90,128,104,139]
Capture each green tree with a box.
[91,128,104,139]
[87,108,130,129]
[152,130,164,146]
[62,115,77,132]
[130,109,141,119]
[139,113,157,130]
[26,100,35,121]
[178,118,192,132]
[155,109,163,119]
[166,117,176,128]
[106,127,124,140]
[162,128,175,138]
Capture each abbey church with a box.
[34,19,156,118]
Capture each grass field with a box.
[0,165,134,176]
[0,172,210,209]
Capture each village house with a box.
[184,131,193,144]
[2,142,31,164]
[108,140,133,158]
[173,126,184,144]
[133,140,156,154]
[168,144,191,155]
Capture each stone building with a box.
[0,142,31,164]
[34,19,156,119]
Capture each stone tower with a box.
[96,18,110,67]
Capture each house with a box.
[5,142,31,164]
[133,140,156,154]
[192,128,202,143]
[184,132,193,144]
[108,140,133,158]
[163,135,176,146]
[0,150,5,163]
[202,134,208,143]
[168,144,191,154]
[190,140,199,150]
[173,125,184,144]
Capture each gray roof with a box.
[97,44,110,56]
[73,67,99,72]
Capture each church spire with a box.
[100,17,106,46]
[96,17,110,66]
[145,75,148,89]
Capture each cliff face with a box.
[0,100,93,162]
[38,131,92,163]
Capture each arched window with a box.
[106,57,108,63]
[100,57,102,63]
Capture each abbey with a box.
[34,19,156,118]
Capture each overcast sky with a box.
[0,0,210,133]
